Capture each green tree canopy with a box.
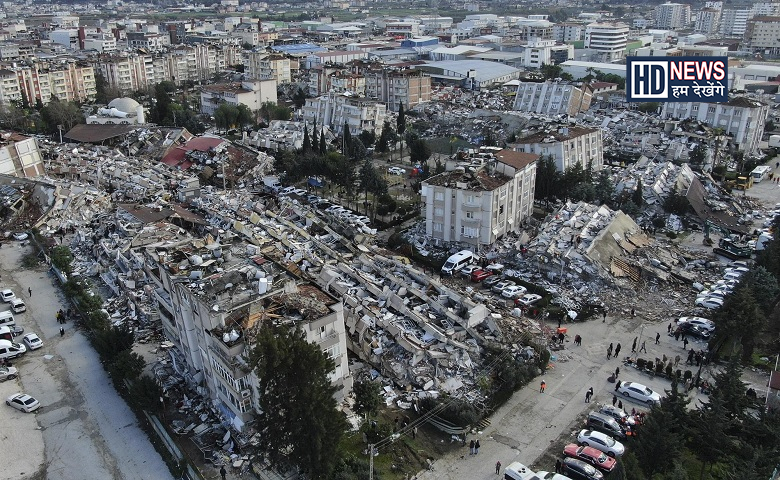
[249,324,348,478]
[352,380,381,417]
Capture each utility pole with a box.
[368,443,374,480]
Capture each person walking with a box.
[631,308,635,317]
[496,461,502,475]
[602,310,607,323]
[607,343,613,360]
[540,380,546,393]
[614,343,621,358]
[667,323,672,334]
[475,440,480,455]
[687,349,695,365]
[27,287,31,297]
[655,332,660,344]
[470,439,475,455]
[413,426,417,439]
[614,367,620,379]
[612,394,617,406]
[683,337,689,350]
[618,400,623,410]
[631,337,637,353]
[220,465,227,480]
[59,326,64,337]
[674,354,681,367]
[585,387,593,403]
[555,459,562,474]
[640,340,647,353]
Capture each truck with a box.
[262,176,282,193]
[750,165,772,183]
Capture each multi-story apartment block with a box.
[553,24,584,42]
[11,62,96,105]
[385,19,423,38]
[513,126,604,172]
[0,133,45,178]
[304,50,368,69]
[661,97,769,154]
[418,16,454,34]
[0,68,21,104]
[246,52,292,83]
[364,69,431,111]
[521,39,574,68]
[516,19,555,41]
[421,149,537,247]
[695,8,722,35]
[307,64,347,96]
[200,79,277,115]
[83,34,118,53]
[720,8,753,37]
[301,92,386,135]
[584,23,630,61]
[329,73,366,97]
[513,81,592,116]
[655,3,692,30]
[744,16,780,54]
[127,31,170,50]
[142,236,352,423]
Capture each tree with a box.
[107,349,146,385]
[594,169,614,206]
[153,82,173,124]
[352,380,381,417]
[689,144,707,166]
[636,102,660,114]
[40,100,84,133]
[396,102,406,161]
[292,87,308,109]
[50,245,74,276]
[94,71,111,105]
[540,63,563,80]
[92,324,135,362]
[535,155,561,207]
[236,104,253,129]
[632,178,644,207]
[377,120,393,153]
[742,266,780,315]
[358,129,375,147]
[249,324,348,478]
[712,287,765,360]
[259,102,292,122]
[408,134,431,165]
[302,124,312,154]
[319,130,327,155]
[342,122,352,156]
[312,119,319,152]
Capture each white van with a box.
[0,311,15,327]
[441,250,477,276]
[503,462,537,480]
[0,339,25,360]
[10,298,25,313]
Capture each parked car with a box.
[0,365,17,382]
[561,457,604,480]
[714,279,739,290]
[11,232,28,241]
[10,298,25,313]
[586,411,629,440]
[563,444,617,473]
[492,280,515,294]
[695,297,724,309]
[460,265,480,278]
[6,393,39,413]
[724,266,749,275]
[501,285,527,299]
[723,272,744,282]
[471,269,494,282]
[677,316,715,332]
[617,381,661,406]
[0,289,15,302]
[576,429,625,457]
[678,322,711,340]
[597,405,636,427]
[515,293,542,307]
[22,333,43,350]
[483,276,503,288]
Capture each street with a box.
[0,243,171,480]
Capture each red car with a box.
[563,443,617,473]
[471,269,494,282]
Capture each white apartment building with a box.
[584,23,630,61]
[745,16,780,54]
[520,39,573,69]
[553,24,584,42]
[661,97,769,154]
[513,81,592,116]
[302,92,386,135]
[83,34,117,53]
[245,52,292,83]
[11,62,96,105]
[364,69,432,111]
[421,149,537,247]
[655,3,692,30]
[304,50,367,69]
[0,68,21,104]
[720,8,753,37]
[200,79,277,115]
[50,29,79,50]
[513,126,604,172]
[419,16,454,34]
[143,241,352,424]
[695,8,721,35]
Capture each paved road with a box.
[0,243,172,480]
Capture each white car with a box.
[695,297,724,309]
[12,232,28,241]
[714,279,739,290]
[460,265,480,278]
[677,316,715,332]
[279,186,296,195]
[492,280,515,294]
[22,333,43,350]
[516,293,543,307]
[0,289,15,303]
[6,393,40,413]
[617,381,662,406]
[724,266,749,275]
[387,167,405,175]
[723,272,744,282]
[9,298,25,313]
[577,430,625,457]
[0,366,17,382]
[501,285,527,299]
[696,290,728,301]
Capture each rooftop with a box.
[495,150,538,170]
[424,167,511,191]
[516,126,599,144]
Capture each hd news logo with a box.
[626,56,728,103]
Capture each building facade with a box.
[513,126,604,172]
[513,81,592,116]
[584,23,630,61]
[744,16,780,54]
[655,3,692,30]
[421,149,537,247]
[661,97,769,153]
[695,8,721,35]
[720,8,753,37]
[364,69,431,111]
[200,80,278,115]
[301,92,387,135]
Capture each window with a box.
[434,207,444,216]
[434,192,444,201]
[708,106,716,113]
[432,222,443,232]
[465,211,474,219]
[499,205,504,214]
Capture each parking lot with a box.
[0,243,171,480]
